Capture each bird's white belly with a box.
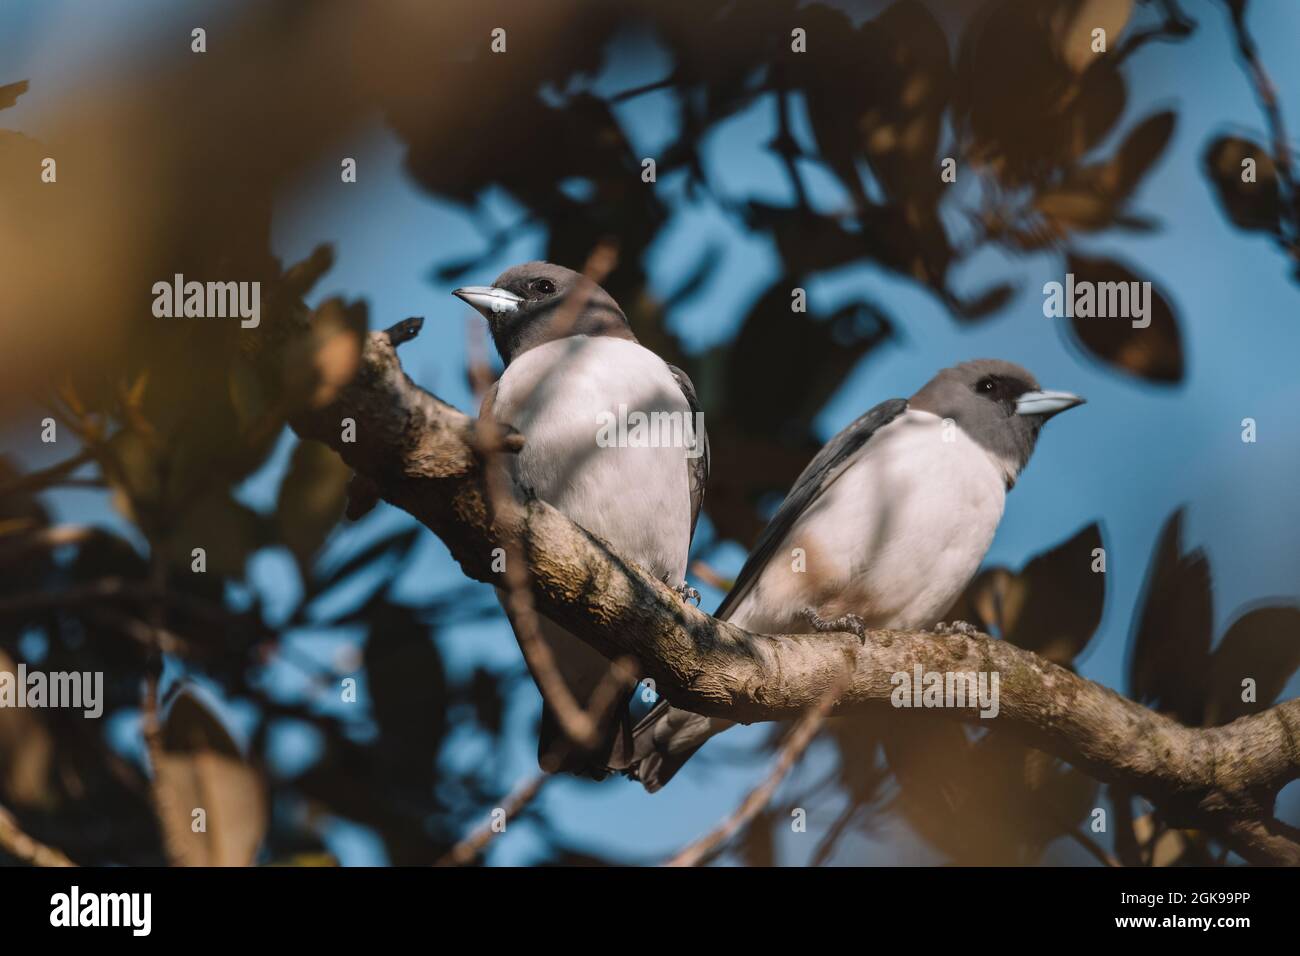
[730,410,1006,633]
[491,336,693,583]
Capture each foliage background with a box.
[2,0,1300,865]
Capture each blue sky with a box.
[5,0,1300,864]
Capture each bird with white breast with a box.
[626,359,1084,791]
[454,262,709,779]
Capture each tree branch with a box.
[289,325,1300,864]
[434,774,546,867]
[0,804,75,867]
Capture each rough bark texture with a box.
[291,325,1300,865]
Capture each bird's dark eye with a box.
[977,378,996,394]
[531,278,556,295]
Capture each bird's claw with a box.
[673,583,701,606]
[800,607,868,644]
[931,620,980,636]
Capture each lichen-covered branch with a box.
[290,324,1300,865]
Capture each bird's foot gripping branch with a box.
[290,319,1300,866]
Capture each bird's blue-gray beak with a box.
[453,286,522,318]
[1016,390,1085,419]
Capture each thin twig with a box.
[0,525,95,567]
[664,656,854,867]
[0,448,95,500]
[688,559,731,593]
[608,74,678,104]
[1066,827,1122,868]
[0,804,76,867]
[0,577,243,628]
[433,774,546,867]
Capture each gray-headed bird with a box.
[626,359,1083,791]
[455,262,708,778]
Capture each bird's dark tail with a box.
[622,699,733,792]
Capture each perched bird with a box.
[626,359,1084,791]
[454,262,709,777]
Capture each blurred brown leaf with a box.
[1037,111,1176,236]
[281,298,367,412]
[883,714,1098,864]
[0,650,56,808]
[1057,0,1134,73]
[952,522,1106,665]
[0,80,28,111]
[275,440,351,574]
[155,688,267,866]
[164,491,268,578]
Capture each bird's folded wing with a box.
[712,396,909,621]
[667,363,710,544]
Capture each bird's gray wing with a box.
[667,363,710,544]
[712,396,908,620]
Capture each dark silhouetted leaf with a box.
[953,522,1106,665]
[364,603,447,790]
[275,439,351,573]
[1065,253,1183,383]
[1127,509,1213,724]
[1205,604,1300,725]
[469,667,506,738]
[1203,135,1282,233]
[1108,110,1176,199]
[1037,111,1176,237]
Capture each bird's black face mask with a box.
[454,261,633,365]
[911,359,1084,487]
